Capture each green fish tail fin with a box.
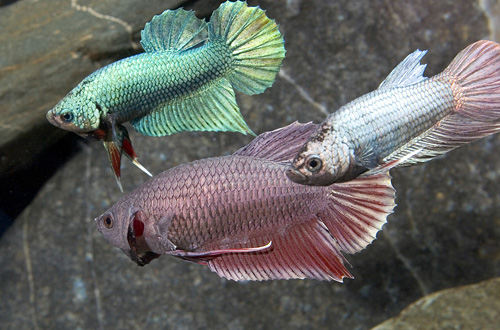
[132,77,254,137]
[208,1,285,95]
[141,8,208,53]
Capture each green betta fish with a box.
[46,1,285,191]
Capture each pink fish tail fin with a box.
[443,40,500,121]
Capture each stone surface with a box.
[1,0,499,329]
[372,277,500,330]
[0,0,230,159]
[0,0,183,149]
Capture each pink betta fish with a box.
[95,122,395,281]
[288,40,500,186]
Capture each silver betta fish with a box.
[95,122,395,281]
[288,40,500,186]
[46,1,285,190]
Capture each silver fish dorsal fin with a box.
[378,49,428,89]
[141,9,208,53]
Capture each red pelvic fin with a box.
[102,140,123,192]
[100,121,153,191]
[121,131,153,177]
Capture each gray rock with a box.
[371,277,500,330]
[1,0,499,329]
[0,0,184,171]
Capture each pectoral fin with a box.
[165,242,272,265]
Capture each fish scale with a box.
[155,157,317,247]
[47,1,285,190]
[97,43,232,123]
[289,40,500,186]
[96,122,396,281]
[332,77,455,159]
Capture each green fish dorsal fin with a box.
[141,8,208,53]
[131,77,254,136]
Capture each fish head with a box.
[287,124,357,186]
[288,134,370,186]
[95,202,160,266]
[287,139,338,186]
[46,84,101,134]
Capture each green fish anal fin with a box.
[141,8,208,53]
[132,77,254,137]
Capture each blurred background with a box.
[1,0,499,329]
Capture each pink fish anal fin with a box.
[165,241,273,265]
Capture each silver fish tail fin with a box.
[202,171,395,282]
[208,1,286,95]
[444,40,500,121]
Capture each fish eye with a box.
[103,216,113,229]
[60,111,74,123]
[306,155,323,172]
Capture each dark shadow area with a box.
[0,0,18,7]
[0,124,83,237]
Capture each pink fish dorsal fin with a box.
[234,121,318,162]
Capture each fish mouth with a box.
[126,219,160,266]
[46,110,63,128]
[286,167,308,184]
[287,167,339,186]
[46,109,91,135]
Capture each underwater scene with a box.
[1,0,499,329]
